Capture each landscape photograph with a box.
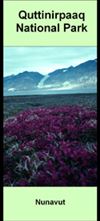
[4,47,97,186]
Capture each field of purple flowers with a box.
[4,105,97,186]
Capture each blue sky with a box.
[4,47,97,77]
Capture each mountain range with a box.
[4,59,97,95]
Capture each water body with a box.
[4,88,97,96]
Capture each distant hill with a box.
[4,71,43,92]
[38,59,97,90]
[4,59,97,95]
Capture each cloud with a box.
[4,47,97,77]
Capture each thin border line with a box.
[4,0,97,1]
[4,220,97,221]
[4,45,97,47]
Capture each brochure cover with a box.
[3,0,97,221]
